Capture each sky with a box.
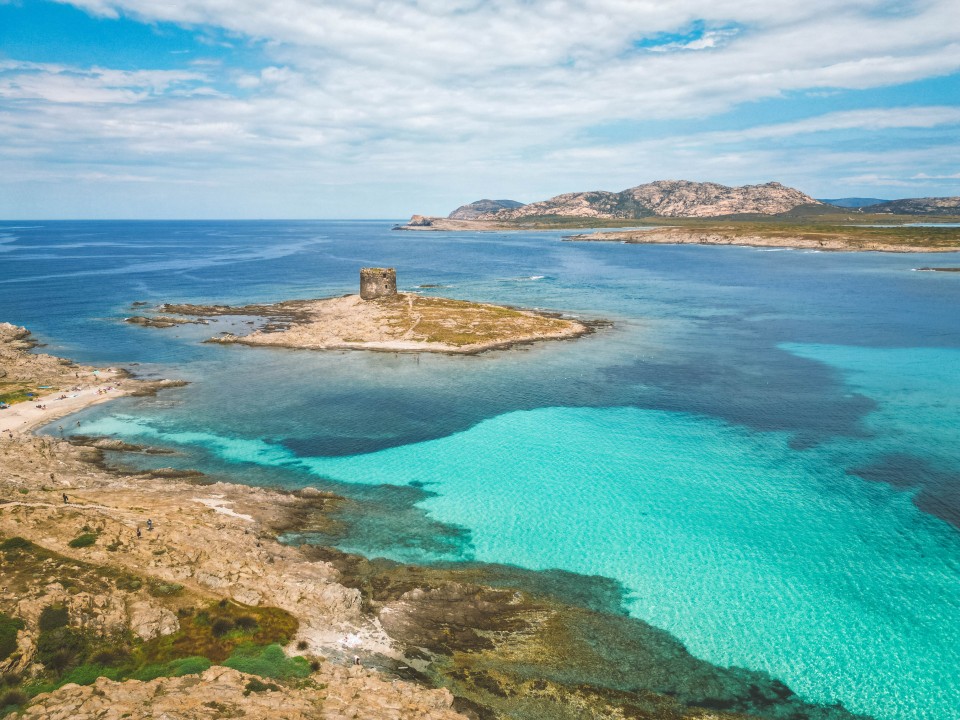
[1,0,959,219]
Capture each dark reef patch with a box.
[302,547,872,720]
[849,453,960,529]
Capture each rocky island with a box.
[136,268,593,355]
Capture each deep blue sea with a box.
[3,221,959,720]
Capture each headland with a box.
[396,180,960,252]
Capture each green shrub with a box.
[68,533,97,549]
[114,576,142,592]
[147,581,183,597]
[223,644,310,680]
[38,605,69,632]
[243,678,280,694]
[234,616,258,632]
[132,656,210,682]
[0,537,32,552]
[210,618,235,638]
[90,648,130,666]
[0,614,24,662]
[36,627,89,672]
[59,664,122,686]
[168,656,211,676]
[0,689,27,712]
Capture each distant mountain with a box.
[470,181,820,220]
[819,197,888,208]
[449,198,525,220]
[868,197,960,215]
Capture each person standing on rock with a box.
[137,526,142,539]
[62,493,68,504]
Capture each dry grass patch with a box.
[376,295,575,347]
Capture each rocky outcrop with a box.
[869,196,960,215]
[448,199,525,220]
[407,214,434,227]
[483,180,820,220]
[20,665,463,720]
[127,600,180,640]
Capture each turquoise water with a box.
[78,394,960,720]
[4,221,960,719]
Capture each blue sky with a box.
[1,0,959,218]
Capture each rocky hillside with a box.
[473,180,820,220]
[448,198,525,220]
[868,196,960,215]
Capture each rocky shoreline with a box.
[0,325,874,720]
[565,227,960,253]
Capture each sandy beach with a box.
[0,371,125,436]
[0,322,184,437]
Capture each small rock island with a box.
[141,268,593,354]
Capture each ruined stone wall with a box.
[360,267,397,300]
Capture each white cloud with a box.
[0,0,956,216]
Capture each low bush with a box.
[147,581,184,597]
[234,616,258,632]
[132,656,211,682]
[35,626,89,672]
[90,648,131,666]
[38,605,69,632]
[68,533,97,549]
[114,576,142,592]
[243,678,280,694]
[0,614,25,662]
[59,664,122,686]
[210,618,235,638]
[0,537,32,552]
[0,689,27,712]
[223,644,310,680]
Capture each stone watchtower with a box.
[360,267,397,300]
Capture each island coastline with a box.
[145,293,596,355]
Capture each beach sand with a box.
[0,322,183,436]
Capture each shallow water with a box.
[3,220,959,720]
